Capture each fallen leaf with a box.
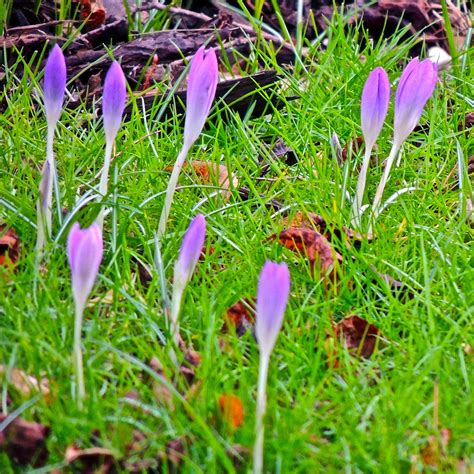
[0,224,20,272]
[0,366,50,399]
[0,415,50,467]
[65,445,116,472]
[341,136,364,163]
[334,315,380,359]
[275,227,342,283]
[281,211,372,248]
[149,357,174,409]
[370,266,416,300]
[222,298,255,337]
[79,0,106,26]
[165,437,186,467]
[218,394,245,429]
[420,428,451,468]
[168,160,238,200]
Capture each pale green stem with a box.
[369,143,400,233]
[73,298,86,409]
[157,143,191,238]
[253,353,269,474]
[350,145,374,228]
[97,140,113,230]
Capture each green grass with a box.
[0,8,473,473]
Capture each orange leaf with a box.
[218,394,245,428]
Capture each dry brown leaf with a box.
[222,298,255,337]
[281,212,371,248]
[419,428,451,469]
[149,357,174,409]
[0,366,50,399]
[65,444,115,471]
[0,224,20,272]
[0,415,50,467]
[165,437,186,467]
[335,315,380,359]
[183,160,238,200]
[79,0,106,26]
[218,394,245,429]
[276,227,342,283]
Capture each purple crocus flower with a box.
[393,57,438,148]
[67,222,103,311]
[361,67,390,150]
[43,44,66,128]
[174,214,206,287]
[255,261,290,357]
[253,260,290,473]
[183,46,218,148]
[102,61,127,144]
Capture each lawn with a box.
[0,2,473,472]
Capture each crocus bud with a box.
[67,223,103,311]
[183,46,218,148]
[43,44,66,128]
[255,261,290,357]
[361,67,390,150]
[174,214,206,287]
[102,61,126,144]
[393,57,438,148]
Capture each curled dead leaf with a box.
[275,227,342,283]
[0,415,50,467]
[218,394,245,429]
[281,211,372,248]
[79,0,106,26]
[149,357,174,409]
[0,366,50,400]
[167,160,238,201]
[334,315,380,359]
[419,428,451,469]
[222,298,255,337]
[65,444,116,471]
[165,437,186,468]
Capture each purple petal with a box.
[43,44,66,127]
[393,57,438,146]
[360,67,390,149]
[67,222,103,308]
[183,47,218,147]
[102,61,127,144]
[255,261,290,356]
[175,214,206,285]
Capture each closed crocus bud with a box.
[174,214,206,287]
[67,223,103,312]
[43,44,66,128]
[255,261,290,357]
[102,61,126,144]
[393,57,438,148]
[361,67,390,150]
[183,46,218,148]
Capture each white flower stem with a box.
[73,299,86,409]
[157,143,191,238]
[36,126,55,257]
[97,140,114,230]
[350,145,373,228]
[170,280,184,350]
[369,143,400,233]
[253,353,270,474]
